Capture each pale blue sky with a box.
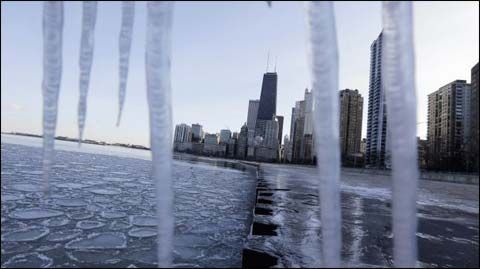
[1,1,478,146]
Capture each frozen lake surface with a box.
[1,134,479,268]
[1,135,256,267]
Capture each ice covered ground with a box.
[1,135,256,267]
[245,163,479,267]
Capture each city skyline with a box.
[2,1,478,147]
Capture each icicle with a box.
[382,2,419,267]
[145,2,174,267]
[77,1,98,144]
[41,1,64,194]
[306,1,341,267]
[116,1,135,126]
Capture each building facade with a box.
[191,123,203,143]
[174,123,192,143]
[366,32,389,169]
[339,89,364,163]
[219,129,231,144]
[427,80,471,171]
[255,72,278,139]
[470,62,479,171]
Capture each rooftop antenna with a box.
[266,50,270,72]
[274,56,277,72]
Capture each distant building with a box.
[360,138,367,155]
[283,135,292,162]
[417,137,428,169]
[247,100,260,158]
[366,32,390,169]
[174,124,192,143]
[191,123,203,142]
[203,133,226,157]
[292,100,306,162]
[339,89,363,164]
[427,80,471,171]
[276,115,284,146]
[469,62,479,172]
[255,72,278,139]
[204,133,218,145]
[219,129,231,144]
[236,124,248,159]
[227,137,237,158]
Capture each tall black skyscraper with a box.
[255,72,278,138]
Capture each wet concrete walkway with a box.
[242,163,479,268]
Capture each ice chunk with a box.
[2,226,50,242]
[2,252,53,268]
[128,227,157,238]
[76,220,106,230]
[110,220,132,230]
[55,182,88,189]
[89,187,122,195]
[100,211,127,219]
[10,183,43,192]
[1,193,25,201]
[66,249,121,264]
[9,208,63,220]
[130,215,156,227]
[77,1,98,144]
[1,242,33,254]
[46,229,83,242]
[42,217,70,227]
[65,232,127,250]
[68,212,94,220]
[103,176,132,182]
[56,198,87,207]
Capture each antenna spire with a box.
[274,56,277,72]
[266,51,270,72]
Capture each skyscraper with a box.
[470,62,479,171]
[255,72,278,138]
[174,124,192,143]
[427,80,471,171]
[219,129,232,144]
[339,89,364,161]
[191,123,203,143]
[247,100,259,158]
[236,124,248,159]
[366,32,389,169]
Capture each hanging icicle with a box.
[41,1,64,194]
[145,1,175,267]
[117,1,135,126]
[306,1,342,267]
[382,2,419,267]
[77,1,98,145]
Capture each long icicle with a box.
[77,1,98,145]
[306,1,341,267]
[145,1,174,267]
[117,1,135,126]
[382,2,419,267]
[41,1,64,194]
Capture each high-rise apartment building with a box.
[174,124,192,143]
[470,62,479,171]
[339,89,363,160]
[236,124,248,159]
[366,32,389,168]
[427,80,471,171]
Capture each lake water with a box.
[1,134,257,267]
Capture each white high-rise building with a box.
[174,123,192,143]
